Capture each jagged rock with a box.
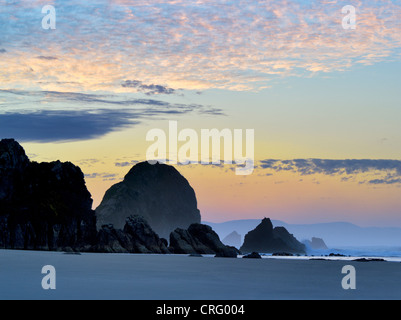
[243,252,262,259]
[0,139,30,201]
[240,218,306,254]
[0,139,97,251]
[94,224,129,253]
[169,224,239,258]
[96,161,201,239]
[329,253,346,257]
[222,231,242,249]
[215,246,238,258]
[92,216,169,254]
[273,227,305,253]
[272,252,293,257]
[353,258,386,262]
[170,228,210,254]
[123,215,170,253]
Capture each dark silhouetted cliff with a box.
[0,139,97,251]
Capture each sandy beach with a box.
[1,250,400,300]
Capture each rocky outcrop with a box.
[243,252,262,259]
[240,218,306,254]
[352,258,386,262]
[169,224,239,257]
[272,252,294,256]
[94,225,129,253]
[303,237,328,250]
[222,231,242,249]
[93,215,169,254]
[0,139,97,251]
[96,161,201,239]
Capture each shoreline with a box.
[3,248,401,262]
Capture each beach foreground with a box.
[0,250,400,300]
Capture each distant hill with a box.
[204,219,401,248]
[222,231,242,249]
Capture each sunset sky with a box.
[1,0,401,227]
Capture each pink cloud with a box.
[1,0,400,92]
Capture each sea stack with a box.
[304,237,329,250]
[240,218,306,254]
[96,161,201,239]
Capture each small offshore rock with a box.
[272,252,294,257]
[243,252,262,259]
[353,258,386,262]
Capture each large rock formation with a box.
[96,161,201,239]
[0,139,230,256]
[0,139,97,251]
[169,224,239,257]
[240,218,306,254]
[93,215,169,254]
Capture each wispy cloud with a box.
[0,89,219,112]
[0,88,224,122]
[121,80,177,95]
[259,159,401,175]
[36,56,58,60]
[115,160,140,167]
[259,159,401,185]
[85,172,120,181]
[368,177,401,185]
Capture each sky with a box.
[1,0,401,227]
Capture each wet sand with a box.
[1,250,400,300]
